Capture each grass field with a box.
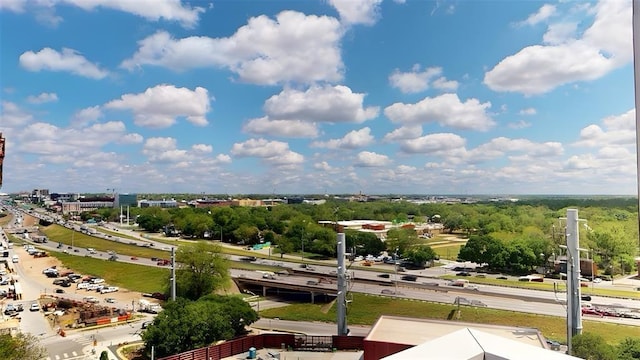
[433,244,463,260]
[53,251,170,293]
[41,225,170,259]
[259,292,637,345]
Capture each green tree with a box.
[142,296,257,358]
[403,245,437,267]
[100,351,109,360]
[345,231,384,256]
[572,333,617,360]
[385,228,418,254]
[233,224,260,245]
[0,333,47,360]
[175,242,230,300]
[443,215,464,233]
[617,337,640,360]
[137,207,171,232]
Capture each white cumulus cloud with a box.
[328,0,382,26]
[574,109,635,147]
[105,84,210,128]
[384,93,495,131]
[121,11,343,85]
[27,92,58,104]
[264,85,378,123]
[486,1,631,95]
[354,151,391,167]
[231,138,304,166]
[389,65,457,93]
[400,132,466,154]
[19,48,108,79]
[61,0,204,28]
[519,4,556,26]
[243,117,319,138]
[311,127,374,149]
[383,125,422,142]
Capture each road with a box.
[14,208,640,327]
[6,206,640,359]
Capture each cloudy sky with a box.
[0,0,636,196]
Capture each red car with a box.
[130,256,138,260]
[581,307,603,316]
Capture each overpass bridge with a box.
[233,272,339,303]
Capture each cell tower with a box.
[0,133,5,188]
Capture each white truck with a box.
[139,299,162,314]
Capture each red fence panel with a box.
[332,335,365,350]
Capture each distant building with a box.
[364,316,576,360]
[61,201,113,215]
[51,193,77,202]
[138,199,178,208]
[190,198,233,208]
[554,257,597,278]
[116,193,137,208]
[233,199,264,207]
[30,189,49,203]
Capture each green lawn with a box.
[259,292,637,345]
[53,252,169,293]
[433,244,463,260]
[41,225,170,259]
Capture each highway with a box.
[4,205,640,359]
[11,206,640,326]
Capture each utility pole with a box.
[171,247,176,301]
[634,0,640,250]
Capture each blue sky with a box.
[0,0,635,196]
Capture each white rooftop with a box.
[381,328,581,360]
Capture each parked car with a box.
[29,303,40,312]
[4,304,16,315]
[55,288,65,294]
[456,272,471,277]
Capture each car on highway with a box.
[380,289,404,295]
[581,307,603,316]
[130,256,138,260]
[401,275,417,281]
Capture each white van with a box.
[11,255,18,263]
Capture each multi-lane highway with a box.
[12,206,640,326]
[4,204,640,360]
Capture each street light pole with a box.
[394,247,399,295]
[301,221,306,261]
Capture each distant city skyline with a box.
[0,1,636,195]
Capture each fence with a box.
[158,334,365,360]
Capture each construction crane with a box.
[0,133,5,188]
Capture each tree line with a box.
[82,198,638,273]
